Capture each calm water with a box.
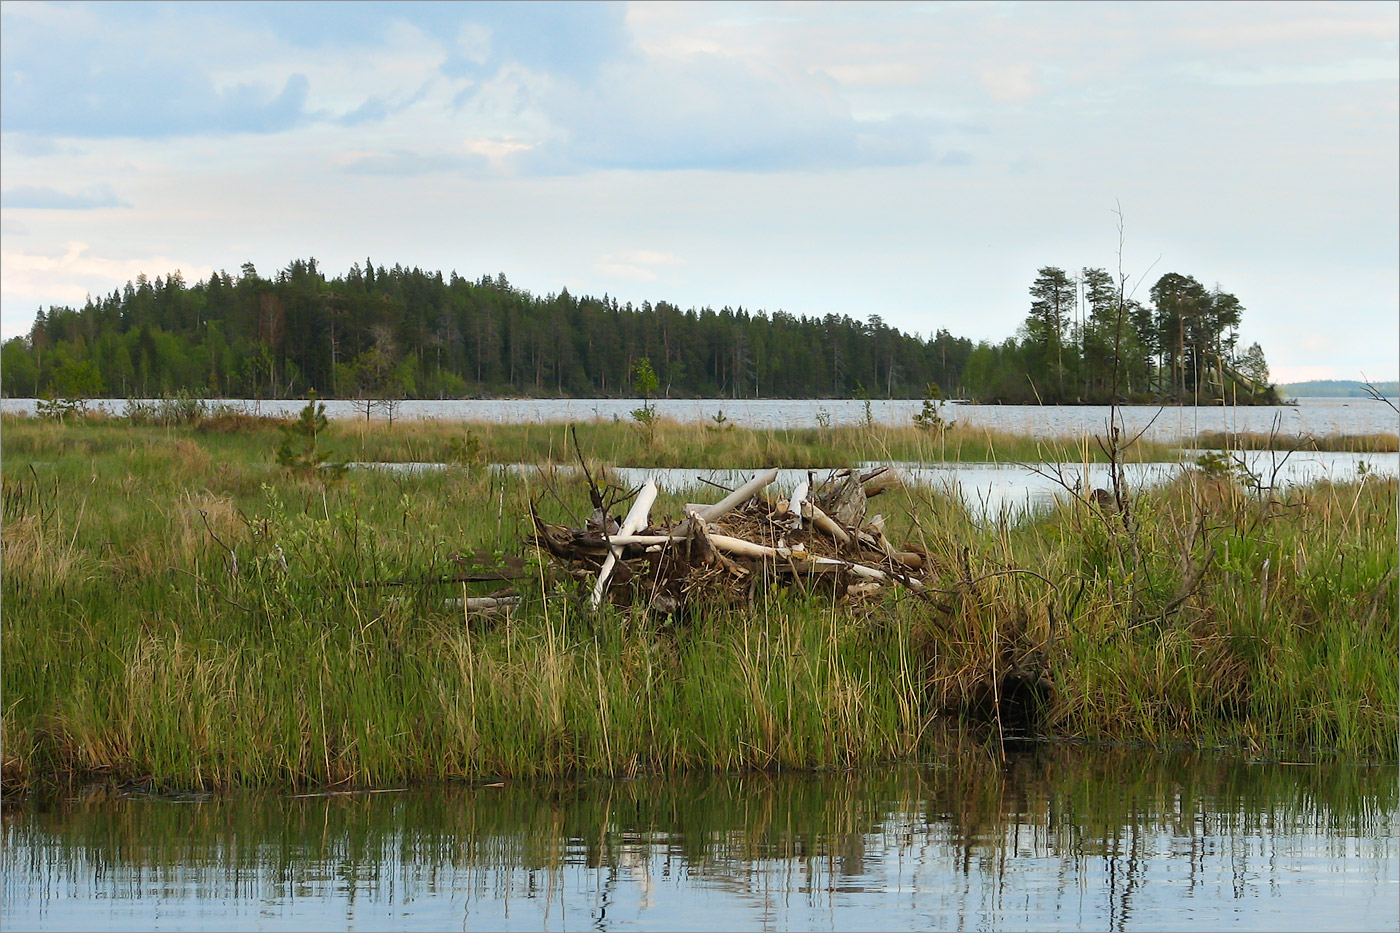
[2,747,1395,932]
[3,397,1397,440]
[352,450,1398,520]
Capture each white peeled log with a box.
[445,596,521,610]
[859,513,924,570]
[707,533,781,560]
[787,480,809,531]
[590,479,658,608]
[846,582,883,598]
[674,468,779,537]
[604,532,688,546]
[805,502,852,546]
[703,534,924,593]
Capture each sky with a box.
[1,0,1396,384]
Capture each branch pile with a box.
[531,467,930,613]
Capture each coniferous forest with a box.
[1,258,1278,404]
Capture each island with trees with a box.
[1,259,1278,405]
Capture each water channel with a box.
[347,450,1396,521]
[3,746,1394,932]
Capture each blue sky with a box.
[2,0,1396,383]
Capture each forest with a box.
[0,258,1278,404]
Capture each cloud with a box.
[2,31,312,140]
[1270,363,1340,384]
[594,249,684,282]
[1,184,132,210]
[1,3,311,139]
[1182,58,1399,87]
[520,53,936,173]
[1,136,86,158]
[227,1,633,81]
[0,241,212,312]
[979,63,1039,103]
[341,150,491,176]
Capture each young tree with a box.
[1236,342,1270,388]
[630,356,660,445]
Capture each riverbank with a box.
[2,417,1395,792]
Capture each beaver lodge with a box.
[530,466,930,615]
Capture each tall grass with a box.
[2,417,1395,792]
[329,416,1178,468]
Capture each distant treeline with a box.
[1,258,1279,404]
[1279,380,1399,398]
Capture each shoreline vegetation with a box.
[2,411,1396,795]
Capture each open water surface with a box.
[3,397,1397,441]
[350,450,1398,520]
[2,747,1395,932]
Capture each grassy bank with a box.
[2,416,1395,792]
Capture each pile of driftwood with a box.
[532,467,930,613]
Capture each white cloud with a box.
[594,263,660,282]
[1,183,131,210]
[978,63,1039,103]
[1182,58,1399,87]
[1271,363,1340,384]
[601,250,684,267]
[595,250,685,282]
[0,241,212,311]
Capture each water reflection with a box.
[3,746,1395,931]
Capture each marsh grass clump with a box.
[1192,430,1399,453]
[1,416,1394,794]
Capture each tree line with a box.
[0,258,1277,404]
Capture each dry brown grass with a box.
[173,492,245,557]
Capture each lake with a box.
[2,746,1394,932]
[3,397,1397,441]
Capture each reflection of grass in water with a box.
[1,416,1396,792]
[4,746,1394,908]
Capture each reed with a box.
[2,417,1394,792]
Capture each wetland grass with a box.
[2,415,1395,793]
[1190,429,1399,453]
[329,415,1178,468]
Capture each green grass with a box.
[2,415,1395,792]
